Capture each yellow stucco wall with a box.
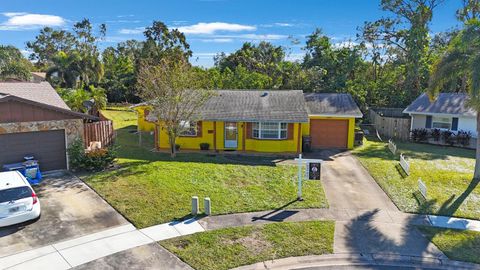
[245,123,300,152]
[134,106,156,132]
[135,105,357,152]
[158,121,301,153]
[302,116,356,149]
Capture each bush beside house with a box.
[68,138,116,171]
[410,128,472,148]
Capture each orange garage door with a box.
[310,119,348,148]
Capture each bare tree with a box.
[136,57,213,157]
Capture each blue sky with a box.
[0,0,463,67]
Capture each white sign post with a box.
[294,154,323,201]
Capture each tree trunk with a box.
[168,134,177,158]
[475,113,480,179]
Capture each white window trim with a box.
[432,116,452,130]
[252,122,288,140]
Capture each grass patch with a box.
[352,138,480,219]
[161,221,335,270]
[418,226,480,264]
[85,109,328,228]
[100,106,137,129]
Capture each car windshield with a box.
[0,187,32,203]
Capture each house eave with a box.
[404,111,477,118]
[308,113,363,118]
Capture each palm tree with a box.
[428,20,480,178]
[46,51,81,88]
[89,85,107,112]
[65,88,92,112]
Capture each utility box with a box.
[204,197,211,215]
[191,196,199,215]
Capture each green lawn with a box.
[352,138,480,220]
[85,108,328,228]
[418,226,480,264]
[161,221,335,270]
[100,106,137,129]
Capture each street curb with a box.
[232,253,480,270]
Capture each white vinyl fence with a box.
[400,153,410,175]
[388,139,397,155]
[418,178,427,199]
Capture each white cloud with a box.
[274,22,293,27]
[177,22,256,34]
[200,38,234,43]
[0,12,65,30]
[2,12,27,17]
[333,41,359,48]
[118,27,145,35]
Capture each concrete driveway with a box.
[307,149,397,211]
[305,150,444,258]
[0,172,128,257]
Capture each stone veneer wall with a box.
[0,119,84,169]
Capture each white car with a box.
[0,171,41,227]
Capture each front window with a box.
[180,121,197,136]
[432,117,451,129]
[252,122,288,139]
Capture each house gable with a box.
[0,96,94,123]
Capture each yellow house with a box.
[133,90,362,153]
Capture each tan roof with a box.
[0,82,70,110]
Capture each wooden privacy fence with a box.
[84,120,115,148]
[370,108,411,141]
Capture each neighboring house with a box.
[0,82,96,171]
[31,72,47,83]
[133,90,362,153]
[403,93,477,137]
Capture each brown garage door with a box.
[0,130,67,171]
[310,119,349,148]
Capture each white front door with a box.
[224,122,238,149]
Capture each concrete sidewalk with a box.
[0,219,204,270]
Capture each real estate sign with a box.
[306,162,321,180]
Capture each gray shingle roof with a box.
[0,82,70,110]
[403,93,476,117]
[304,93,363,117]
[201,90,309,122]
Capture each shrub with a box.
[442,130,455,145]
[68,138,86,170]
[67,138,116,172]
[457,130,472,147]
[411,129,429,142]
[175,144,181,151]
[82,148,116,171]
[431,128,441,141]
[200,143,210,150]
